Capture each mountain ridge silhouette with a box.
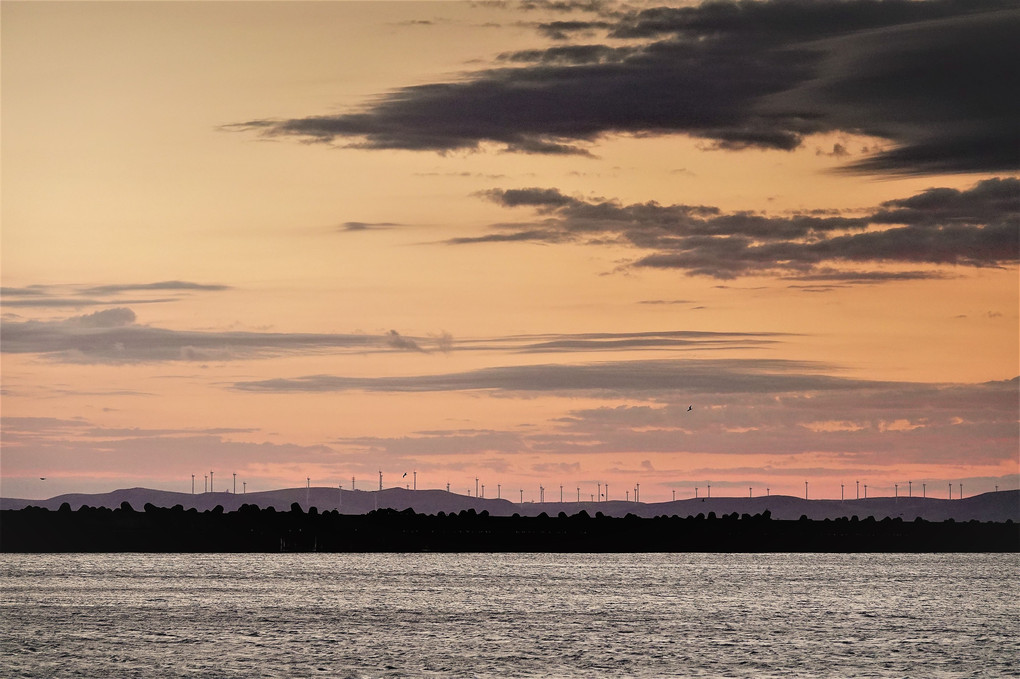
[3,486,1017,522]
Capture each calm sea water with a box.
[1,553,1017,678]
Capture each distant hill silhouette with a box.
[2,487,1018,522]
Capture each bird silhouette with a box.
[687,405,693,411]
[402,472,407,478]
[40,477,47,480]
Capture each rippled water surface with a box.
[1,553,1017,678]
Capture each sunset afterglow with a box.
[2,0,1017,502]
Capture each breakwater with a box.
[3,503,1017,552]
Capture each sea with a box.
[1,553,1017,678]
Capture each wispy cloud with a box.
[543,378,1019,464]
[231,357,876,395]
[79,281,231,296]
[279,372,1019,472]
[1,421,340,481]
[231,0,1018,175]
[1,281,230,309]
[451,178,1019,280]
[2,314,775,364]
[340,221,402,232]
[0,314,435,363]
[385,329,427,353]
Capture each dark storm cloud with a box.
[233,0,1019,174]
[518,0,611,13]
[535,20,617,40]
[870,177,1020,226]
[464,178,1019,278]
[445,229,570,245]
[784,270,951,284]
[497,44,630,64]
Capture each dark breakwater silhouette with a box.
[2,503,1017,552]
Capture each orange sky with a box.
[2,0,1017,502]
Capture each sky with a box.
[2,0,1017,503]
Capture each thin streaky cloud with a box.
[2,317,779,364]
[230,358,878,396]
[1,280,230,309]
[340,221,402,232]
[0,297,182,309]
[80,281,231,295]
[308,377,1019,468]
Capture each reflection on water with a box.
[2,553,1017,678]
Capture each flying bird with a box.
[40,477,47,480]
[687,405,693,412]
[402,472,407,478]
